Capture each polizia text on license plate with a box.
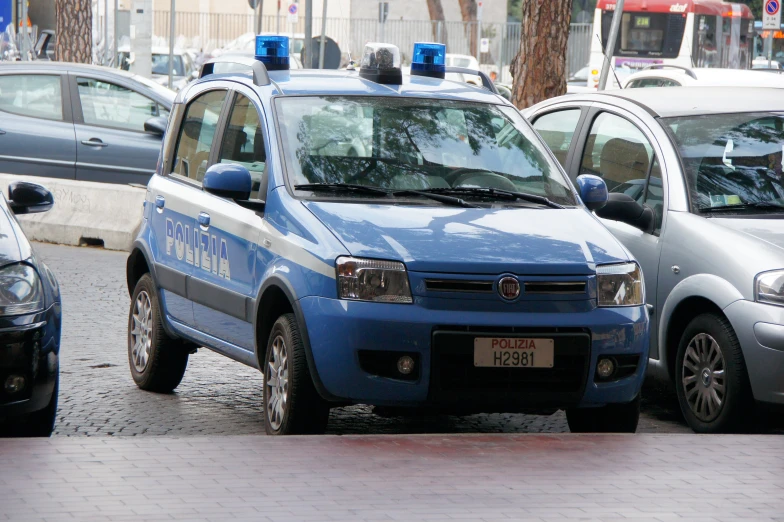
[473,338,555,368]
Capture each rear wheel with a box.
[263,313,329,435]
[128,274,189,393]
[566,395,640,433]
[675,313,752,433]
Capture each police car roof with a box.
[196,68,506,104]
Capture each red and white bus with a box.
[586,0,755,88]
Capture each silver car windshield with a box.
[275,96,576,206]
[665,112,784,214]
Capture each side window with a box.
[171,90,227,183]
[218,93,267,199]
[532,109,581,168]
[77,78,161,132]
[580,112,654,192]
[0,74,63,121]
[643,158,664,234]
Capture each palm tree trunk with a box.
[55,0,92,63]
[511,0,573,109]
[457,0,478,57]
[426,0,448,46]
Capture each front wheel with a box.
[675,313,752,433]
[566,395,640,433]
[128,273,189,393]
[263,313,330,435]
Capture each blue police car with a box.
[126,37,650,434]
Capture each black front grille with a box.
[425,279,493,293]
[429,328,590,410]
[524,282,586,294]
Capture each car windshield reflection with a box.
[275,96,576,206]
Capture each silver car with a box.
[526,87,784,433]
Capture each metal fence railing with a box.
[151,11,594,81]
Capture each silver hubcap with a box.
[682,333,726,422]
[130,291,153,373]
[265,335,289,431]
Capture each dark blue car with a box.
[126,39,649,435]
[0,182,62,436]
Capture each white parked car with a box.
[445,53,481,85]
[622,66,784,89]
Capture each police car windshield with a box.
[276,96,576,206]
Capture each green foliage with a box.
[507,0,523,22]
[738,0,763,19]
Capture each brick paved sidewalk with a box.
[2,434,783,522]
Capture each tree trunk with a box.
[426,0,448,46]
[55,0,92,63]
[511,0,573,109]
[457,0,478,57]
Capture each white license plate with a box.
[473,338,554,368]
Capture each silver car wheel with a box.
[130,291,153,373]
[682,333,726,423]
[266,335,289,431]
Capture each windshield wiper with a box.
[418,187,566,209]
[392,189,479,208]
[698,202,784,213]
[294,183,478,208]
[294,183,391,196]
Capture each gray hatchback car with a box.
[0,62,175,185]
[526,87,784,433]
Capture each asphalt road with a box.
[33,242,697,437]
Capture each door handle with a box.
[155,195,165,213]
[198,212,210,230]
[0,129,6,135]
[81,138,108,147]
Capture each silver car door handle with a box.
[81,138,108,147]
[0,129,6,135]
[198,212,210,230]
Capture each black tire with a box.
[674,313,752,433]
[566,395,640,433]
[17,371,59,437]
[128,273,189,393]
[263,313,329,435]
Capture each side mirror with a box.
[595,193,655,233]
[144,116,168,136]
[576,174,608,211]
[203,163,252,201]
[8,182,54,215]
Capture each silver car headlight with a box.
[336,257,412,304]
[0,264,44,316]
[597,262,644,307]
[755,270,784,306]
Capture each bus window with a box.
[602,12,686,58]
[693,15,719,68]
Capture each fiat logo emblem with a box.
[498,276,520,301]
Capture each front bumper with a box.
[0,305,60,420]
[299,296,648,410]
[724,299,784,405]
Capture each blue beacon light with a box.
[255,35,289,71]
[410,42,446,79]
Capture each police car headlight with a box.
[597,262,643,307]
[336,257,412,304]
[0,264,44,316]
[755,270,784,307]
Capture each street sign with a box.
[0,0,10,33]
[480,37,489,53]
[287,2,298,24]
[764,0,782,30]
